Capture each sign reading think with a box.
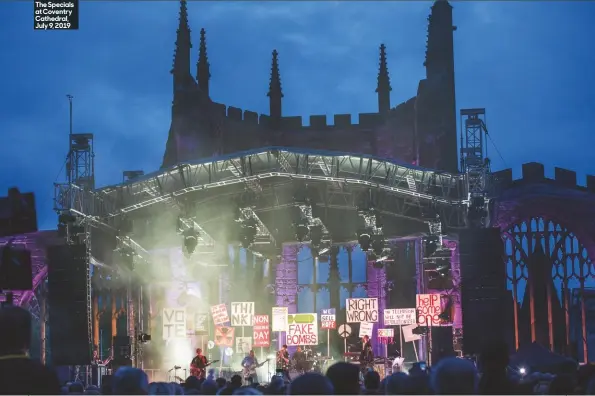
[287,313,318,346]
[211,304,229,325]
[163,308,187,340]
[359,322,374,338]
[272,307,288,332]
[384,308,417,326]
[321,308,336,330]
[253,315,270,347]
[236,337,252,354]
[231,302,255,327]
[416,294,442,327]
[346,298,379,323]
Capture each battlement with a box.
[492,162,595,193]
[211,101,385,130]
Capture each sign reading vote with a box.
[321,308,336,330]
[253,315,270,348]
[416,294,442,327]
[384,308,417,326]
[287,313,318,346]
[346,298,379,323]
[163,308,187,340]
[231,302,255,326]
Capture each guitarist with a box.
[241,350,260,384]
[276,345,291,382]
[190,348,209,379]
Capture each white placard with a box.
[286,313,318,346]
[236,337,252,354]
[346,298,379,323]
[359,322,374,337]
[162,308,187,340]
[416,294,442,327]
[211,304,230,325]
[384,308,417,326]
[272,307,288,332]
[402,324,422,342]
[231,302,255,327]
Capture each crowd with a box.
[2,305,595,395]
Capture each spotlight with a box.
[294,218,309,242]
[358,229,372,251]
[183,228,199,255]
[310,225,323,248]
[371,235,385,256]
[423,235,440,257]
[240,218,258,248]
[519,367,526,375]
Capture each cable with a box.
[486,133,507,169]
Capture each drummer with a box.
[292,346,307,372]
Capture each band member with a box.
[190,348,209,379]
[241,350,260,384]
[359,335,374,370]
[292,346,307,372]
[91,346,101,365]
[276,345,290,381]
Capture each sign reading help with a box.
[320,308,336,330]
[359,322,374,338]
[287,313,318,346]
[346,298,379,323]
[416,294,442,327]
[163,308,187,340]
[384,308,417,326]
[236,337,252,354]
[253,315,270,347]
[211,304,229,325]
[272,307,288,332]
[214,326,235,347]
[231,302,255,327]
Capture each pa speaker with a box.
[47,244,91,366]
[459,228,507,355]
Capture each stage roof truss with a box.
[61,148,466,221]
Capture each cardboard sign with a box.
[346,298,379,323]
[359,322,374,337]
[416,294,442,327]
[163,308,187,340]
[321,308,336,330]
[402,324,422,342]
[272,307,288,332]
[384,308,416,326]
[236,337,252,354]
[253,314,270,347]
[378,328,394,338]
[211,304,229,325]
[231,302,255,327]
[194,313,208,334]
[287,313,318,346]
[214,326,235,347]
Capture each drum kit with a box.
[288,347,332,379]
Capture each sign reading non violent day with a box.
[231,302,255,327]
[346,298,379,323]
[163,308,187,340]
[384,308,417,326]
[320,308,336,330]
[287,313,318,346]
[253,314,270,348]
[272,307,288,332]
[211,304,229,325]
[416,294,442,327]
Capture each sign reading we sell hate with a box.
[384,308,417,326]
[346,298,379,323]
[287,313,318,346]
[416,294,442,327]
[321,308,336,330]
[163,308,187,340]
[253,315,270,347]
[231,302,255,326]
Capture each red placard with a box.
[253,314,270,347]
[214,326,234,347]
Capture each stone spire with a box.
[376,44,392,114]
[267,50,283,122]
[171,0,192,90]
[196,28,211,96]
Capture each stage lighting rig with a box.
[182,228,200,254]
[240,217,258,248]
[291,185,331,248]
[356,209,384,253]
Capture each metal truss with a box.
[57,147,466,223]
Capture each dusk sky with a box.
[1,1,594,231]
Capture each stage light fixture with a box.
[357,229,372,251]
[183,228,200,254]
[240,217,258,248]
[423,235,440,257]
[371,235,385,256]
[294,218,309,242]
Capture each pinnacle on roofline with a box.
[268,49,283,98]
[376,43,392,93]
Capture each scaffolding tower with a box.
[459,108,491,227]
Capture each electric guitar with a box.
[277,351,290,370]
[190,359,219,378]
[242,358,270,378]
